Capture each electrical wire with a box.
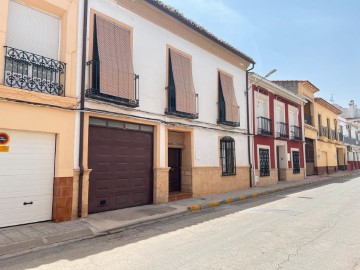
[0,96,254,135]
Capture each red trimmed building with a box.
[249,73,306,186]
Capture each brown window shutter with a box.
[219,71,239,123]
[96,16,134,99]
[169,49,196,114]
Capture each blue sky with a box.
[162,0,360,108]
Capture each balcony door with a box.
[256,100,266,118]
[5,1,62,94]
[275,105,285,137]
[289,110,297,127]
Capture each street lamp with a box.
[246,68,277,92]
[264,69,277,78]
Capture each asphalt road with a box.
[1,176,360,270]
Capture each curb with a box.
[0,227,94,260]
[187,173,355,212]
[1,171,357,260]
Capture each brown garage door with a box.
[88,124,153,214]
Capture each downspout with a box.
[78,0,88,217]
[246,63,255,187]
[301,103,306,178]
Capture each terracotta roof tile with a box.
[315,97,343,115]
[145,0,255,64]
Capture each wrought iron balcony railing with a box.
[319,126,329,138]
[339,133,344,142]
[343,136,360,146]
[330,129,337,140]
[304,114,313,126]
[3,46,66,96]
[86,60,139,107]
[290,125,302,140]
[165,84,199,119]
[257,117,272,136]
[276,122,288,139]
[217,100,240,127]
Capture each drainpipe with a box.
[301,103,306,178]
[78,0,88,217]
[246,63,255,187]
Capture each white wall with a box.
[194,128,249,167]
[87,0,247,126]
[85,0,250,167]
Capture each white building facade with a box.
[75,0,255,216]
[338,112,360,171]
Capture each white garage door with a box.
[0,129,55,228]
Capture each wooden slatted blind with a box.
[219,71,239,122]
[95,16,134,99]
[169,49,196,114]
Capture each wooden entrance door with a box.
[168,148,181,192]
[305,138,315,175]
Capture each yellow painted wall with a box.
[298,83,316,101]
[315,140,337,167]
[304,127,317,140]
[0,101,76,177]
[314,103,338,132]
[298,82,341,170]
[0,0,80,178]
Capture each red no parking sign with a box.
[0,132,10,145]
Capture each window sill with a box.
[85,88,139,108]
[217,120,240,127]
[165,109,198,119]
[222,173,236,177]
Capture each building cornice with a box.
[250,73,306,105]
[112,0,253,69]
[315,98,342,115]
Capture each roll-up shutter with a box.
[219,71,239,122]
[95,16,134,99]
[169,49,196,114]
[6,0,60,60]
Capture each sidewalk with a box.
[1,170,359,259]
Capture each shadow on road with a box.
[0,175,358,269]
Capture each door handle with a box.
[23,201,33,205]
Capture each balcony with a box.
[319,126,329,139]
[339,133,344,142]
[343,136,360,146]
[165,85,199,119]
[217,100,240,127]
[304,114,313,126]
[86,60,139,107]
[257,117,272,136]
[290,125,302,140]
[3,46,66,96]
[329,129,337,141]
[276,122,288,139]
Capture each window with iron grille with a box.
[259,148,270,177]
[220,137,236,176]
[292,151,300,174]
